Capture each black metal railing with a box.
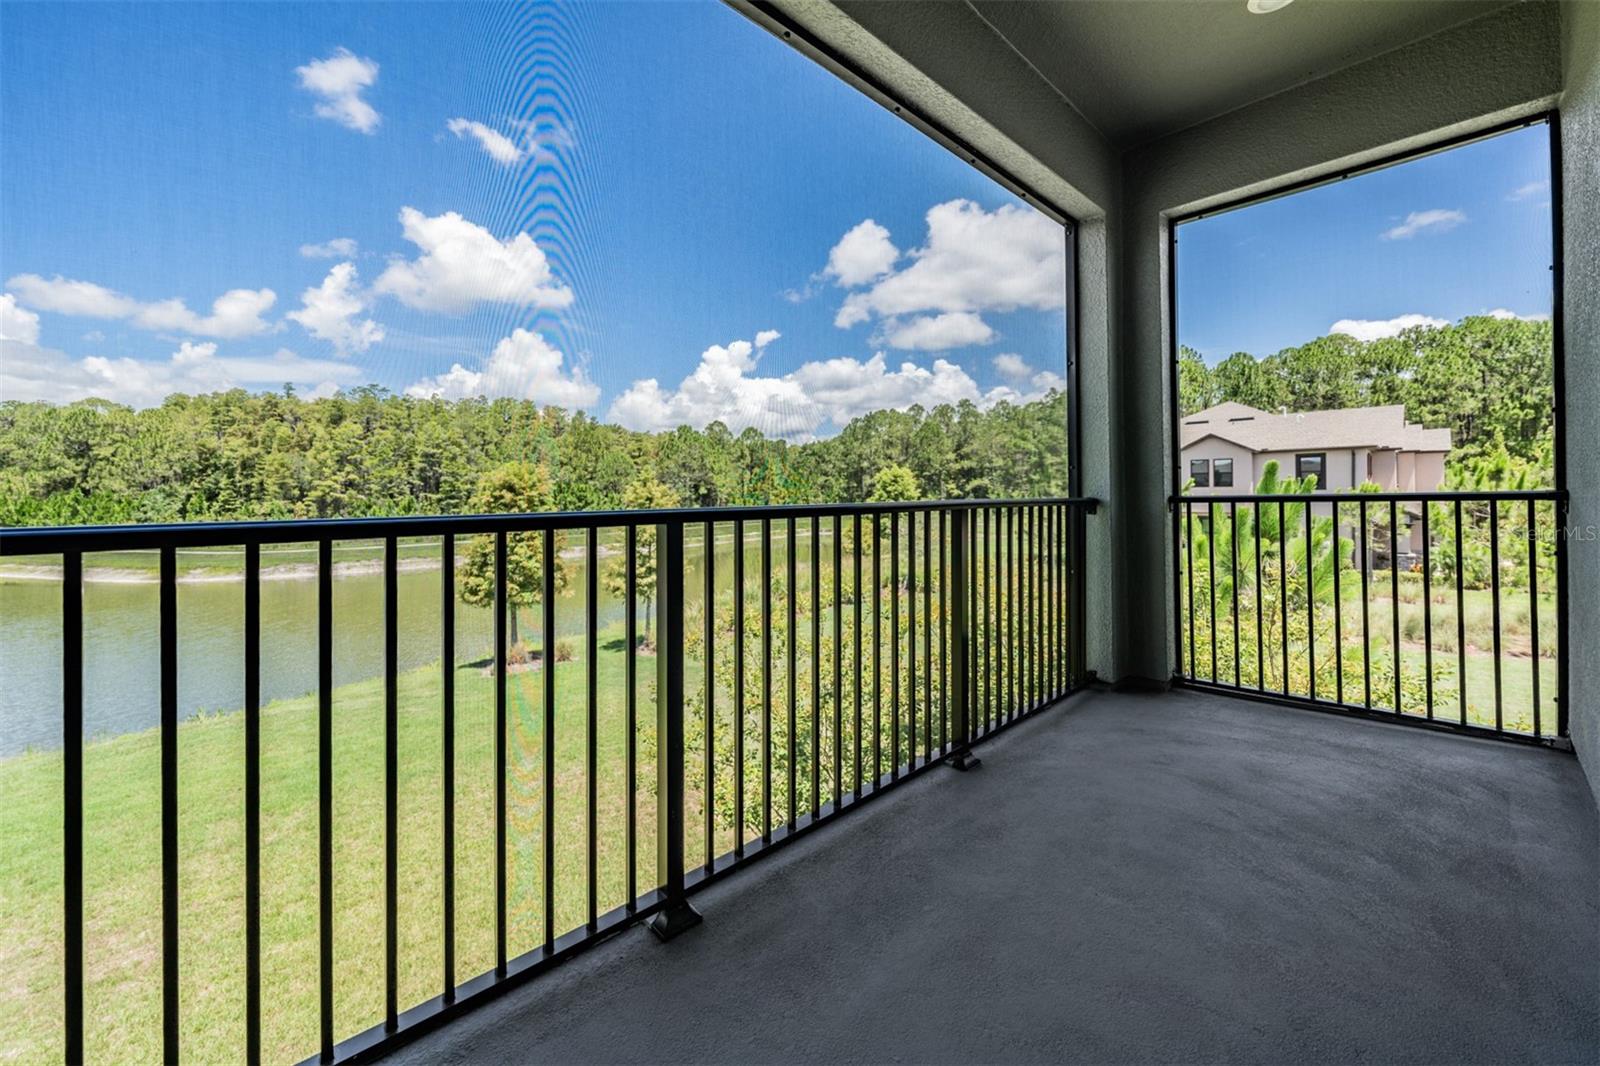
[1173,490,1567,743]
[0,496,1094,1065]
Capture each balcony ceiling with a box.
[965,0,1516,148]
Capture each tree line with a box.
[1178,314,1554,486]
[0,387,1069,526]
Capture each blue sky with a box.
[0,0,1067,439]
[0,4,1553,431]
[1177,123,1553,362]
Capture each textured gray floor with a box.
[389,689,1599,1065]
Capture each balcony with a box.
[4,0,1600,1063]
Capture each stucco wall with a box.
[1559,0,1600,810]
[1116,2,1563,684]
[1181,438,1254,493]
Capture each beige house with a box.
[1180,401,1450,495]
[1180,401,1451,563]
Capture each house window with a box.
[1295,453,1326,487]
[1189,458,1210,488]
[1213,458,1234,487]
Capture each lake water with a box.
[0,525,829,757]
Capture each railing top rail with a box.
[0,496,1099,554]
[1172,489,1565,506]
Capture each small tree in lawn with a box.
[605,475,681,649]
[868,463,920,502]
[457,461,565,649]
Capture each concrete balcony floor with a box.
[392,689,1598,1065]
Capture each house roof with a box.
[1179,402,1451,454]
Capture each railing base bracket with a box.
[647,901,703,942]
[946,749,982,772]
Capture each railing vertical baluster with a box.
[245,543,261,1062]
[1031,504,1039,700]
[786,519,797,828]
[938,510,948,751]
[810,516,821,815]
[625,526,638,906]
[1489,499,1503,731]
[948,509,978,770]
[1304,501,1315,701]
[1230,504,1240,687]
[733,520,745,855]
[1185,501,1195,680]
[1054,504,1063,697]
[891,512,901,774]
[923,509,933,754]
[1046,504,1055,698]
[441,535,456,992]
[907,510,917,761]
[493,533,508,971]
[1333,503,1344,704]
[590,527,602,921]
[384,536,398,1029]
[972,508,985,729]
[1030,505,1040,708]
[160,547,179,1063]
[1207,504,1218,683]
[63,550,83,1066]
[703,522,715,868]
[873,514,882,782]
[761,517,772,841]
[1035,505,1043,701]
[318,537,335,1061]
[1020,506,1029,709]
[1002,506,1012,720]
[967,509,977,736]
[1254,503,1264,691]
[838,512,851,797]
[853,514,863,794]
[1455,500,1467,726]
[541,529,556,951]
[1390,500,1401,715]
[649,522,701,940]
[1422,507,1434,719]
[1278,501,1289,695]
[1528,500,1541,736]
[1359,501,1371,709]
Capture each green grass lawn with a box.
[0,622,674,1065]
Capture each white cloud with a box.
[0,337,361,408]
[993,352,1030,382]
[1381,209,1466,240]
[1484,308,1551,322]
[299,237,359,259]
[1328,314,1449,341]
[1507,180,1549,202]
[7,273,276,338]
[404,328,598,407]
[831,200,1065,331]
[0,293,41,345]
[295,48,380,134]
[755,329,781,348]
[286,262,385,355]
[372,207,573,313]
[446,118,523,165]
[606,331,1053,440]
[879,311,994,351]
[981,357,1065,406]
[824,219,899,287]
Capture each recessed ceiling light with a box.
[1247,0,1296,12]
